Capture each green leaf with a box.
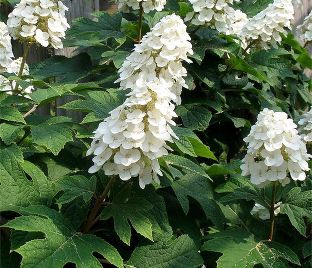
[280,187,312,236]
[240,0,273,17]
[127,235,203,268]
[171,173,225,227]
[162,154,210,179]
[173,127,217,160]
[56,175,96,205]
[0,149,51,212]
[0,106,26,124]
[4,206,123,268]
[101,189,154,245]
[30,83,100,104]
[64,12,124,47]
[61,89,125,123]
[30,123,73,155]
[0,123,24,145]
[202,229,300,267]
[176,104,212,131]
[30,54,92,83]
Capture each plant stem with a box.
[23,104,38,118]
[82,176,116,233]
[13,44,30,95]
[268,182,277,241]
[137,2,144,43]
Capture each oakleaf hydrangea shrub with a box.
[0,0,311,267]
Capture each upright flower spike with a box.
[117,0,167,13]
[0,22,14,68]
[7,0,70,49]
[240,0,294,49]
[87,14,193,189]
[0,58,33,97]
[185,0,248,35]
[241,108,311,187]
[298,107,312,143]
[297,10,312,45]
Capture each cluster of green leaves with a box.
[1,0,312,267]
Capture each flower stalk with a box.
[137,2,144,42]
[82,176,116,233]
[12,44,30,95]
[268,182,277,241]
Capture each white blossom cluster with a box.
[298,107,312,143]
[0,22,14,68]
[0,57,33,97]
[87,14,193,189]
[185,0,248,35]
[7,0,70,49]
[240,0,294,49]
[250,202,281,220]
[241,108,311,187]
[298,10,312,45]
[117,0,166,13]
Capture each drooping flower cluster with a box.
[250,202,281,220]
[0,22,14,69]
[298,10,312,45]
[0,58,33,97]
[298,107,312,143]
[117,0,166,13]
[87,14,193,189]
[7,0,70,49]
[185,0,248,35]
[240,0,294,49]
[241,108,311,187]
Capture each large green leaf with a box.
[173,127,217,160]
[0,107,26,124]
[162,154,210,179]
[0,149,52,212]
[64,12,124,47]
[176,104,212,131]
[30,118,73,155]
[101,186,154,245]
[127,235,203,268]
[280,187,312,236]
[30,83,100,104]
[55,175,97,205]
[202,229,300,268]
[4,206,123,268]
[0,123,24,145]
[171,173,225,227]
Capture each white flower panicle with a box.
[298,107,312,143]
[0,22,14,68]
[7,0,70,49]
[87,14,193,189]
[0,57,33,97]
[240,0,294,49]
[250,202,281,220]
[117,0,166,13]
[241,108,311,187]
[186,0,248,35]
[298,10,312,45]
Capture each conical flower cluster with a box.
[87,14,193,189]
[0,22,14,68]
[7,0,70,49]
[250,202,281,220]
[240,0,294,49]
[117,0,166,13]
[298,107,312,143]
[0,57,33,97]
[241,108,311,187]
[298,10,312,45]
[185,0,248,35]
